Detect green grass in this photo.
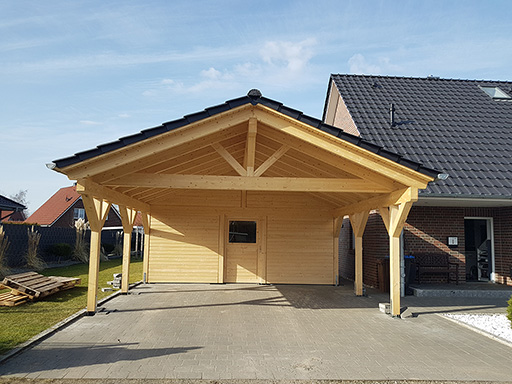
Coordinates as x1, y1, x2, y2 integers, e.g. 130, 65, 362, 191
0, 257, 143, 355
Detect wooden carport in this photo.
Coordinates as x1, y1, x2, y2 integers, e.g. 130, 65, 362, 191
50, 90, 438, 317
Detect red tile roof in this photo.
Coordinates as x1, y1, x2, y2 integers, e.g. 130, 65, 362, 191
25, 185, 80, 226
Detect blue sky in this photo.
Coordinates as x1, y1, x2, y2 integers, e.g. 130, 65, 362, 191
2, 0, 512, 214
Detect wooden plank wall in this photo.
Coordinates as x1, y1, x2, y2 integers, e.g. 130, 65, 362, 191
148, 190, 334, 284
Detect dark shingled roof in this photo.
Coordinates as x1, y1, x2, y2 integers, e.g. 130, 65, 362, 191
0, 194, 26, 211
53, 91, 439, 179
326, 75, 512, 199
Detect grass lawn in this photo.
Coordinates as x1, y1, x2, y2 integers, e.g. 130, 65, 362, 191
0, 257, 143, 355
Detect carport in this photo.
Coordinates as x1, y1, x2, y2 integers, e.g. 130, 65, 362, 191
49, 90, 438, 317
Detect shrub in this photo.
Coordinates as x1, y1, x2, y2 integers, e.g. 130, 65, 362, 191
73, 218, 89, 263
47, 243, 73, 258
507, 295, 512, 329
102, 243, 115, 254
25, 226, 45, 271
0, 225, 11, 278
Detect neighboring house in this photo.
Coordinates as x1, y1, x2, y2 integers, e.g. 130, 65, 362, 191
0, 194, 27, 222
25, 185, 122, 228
323, 74, 512, 287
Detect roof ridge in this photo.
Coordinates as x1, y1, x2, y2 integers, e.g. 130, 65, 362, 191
331, 74, 512, 84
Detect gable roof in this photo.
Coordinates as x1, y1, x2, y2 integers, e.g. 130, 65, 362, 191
25, 185, 80, 226
0, 194, 26, 212
325, 75, 512, 199
52, 90, 439, 179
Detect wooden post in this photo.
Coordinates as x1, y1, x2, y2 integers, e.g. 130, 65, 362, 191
119, 205, 138, 294
80, 192, 111, 314
87, 230, 102, 313
218, 214, 226, 283
381, 201, 413, 316
141, 212, 151, 283
349, 211, 369, 296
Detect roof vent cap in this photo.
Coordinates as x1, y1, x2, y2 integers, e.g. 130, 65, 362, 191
247, 89, 262, 99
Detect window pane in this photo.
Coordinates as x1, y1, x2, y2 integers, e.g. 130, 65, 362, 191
229, 221, 257, 243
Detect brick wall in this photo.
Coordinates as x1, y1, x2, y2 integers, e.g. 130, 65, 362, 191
339, 217, 354, 280
404, 206, 465, 283
338, 205, 512, 287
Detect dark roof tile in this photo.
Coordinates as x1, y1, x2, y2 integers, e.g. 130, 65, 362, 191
327, 74, 512, 199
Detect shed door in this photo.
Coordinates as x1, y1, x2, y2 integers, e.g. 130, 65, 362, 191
226, 220, 259, 283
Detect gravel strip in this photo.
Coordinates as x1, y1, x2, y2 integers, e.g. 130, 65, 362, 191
443, 313, 512, 343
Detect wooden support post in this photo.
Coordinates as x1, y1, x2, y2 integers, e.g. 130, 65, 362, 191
80, 191, 111, 314
381, 200, 413, 316
349, 211, 369, 296
141, 212, 151, 283
87, 230, 101, 314
119, 205, 138, 294
218, 214, 226, 283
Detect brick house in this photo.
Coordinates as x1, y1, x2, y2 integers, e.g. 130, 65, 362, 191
323, 75, 512, 287
26, 185, 122, 228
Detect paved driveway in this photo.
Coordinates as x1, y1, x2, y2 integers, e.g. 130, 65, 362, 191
0, 283, 511, 380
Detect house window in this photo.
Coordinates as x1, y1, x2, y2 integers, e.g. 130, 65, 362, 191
73, 208, 85, 220
480, 86, 511, 100
229, 221, 257, 243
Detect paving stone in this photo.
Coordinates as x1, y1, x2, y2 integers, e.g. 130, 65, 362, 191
0, 283, 511, 380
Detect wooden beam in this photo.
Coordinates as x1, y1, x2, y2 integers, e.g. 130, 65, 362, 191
118, 205, 138, 294
378, 207, 390, 233
254, 107, 434, 188
118, 205, 138, 233
244, 118, 257, 176
382, 201, 414, 317
77, 178, 150, 213
254, 144, 290, 177
211, 142, 246, 176
141, 212, 151, 283
333, 187, 417, 217
59, 106, 255, 179
107, 173, 391, 193
349, 211, 369, 296
218, 214, 226, 283
81, 194, 111, 314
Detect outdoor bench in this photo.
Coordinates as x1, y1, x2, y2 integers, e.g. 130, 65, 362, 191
413, 253, 459, 285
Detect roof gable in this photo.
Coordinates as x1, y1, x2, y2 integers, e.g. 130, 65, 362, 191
52, 90, 438, 180
326, 75, 512, 199
0, 194, 26, 212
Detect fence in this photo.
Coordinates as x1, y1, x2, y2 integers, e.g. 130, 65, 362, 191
0, 223, 128, 268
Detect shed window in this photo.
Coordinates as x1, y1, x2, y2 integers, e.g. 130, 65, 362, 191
480, 86, 511, 99
229, 221, 257, 243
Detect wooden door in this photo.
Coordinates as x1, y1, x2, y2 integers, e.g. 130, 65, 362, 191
225, 220, 259, 283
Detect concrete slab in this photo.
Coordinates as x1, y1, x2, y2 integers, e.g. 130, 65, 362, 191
0, 283, 511, 380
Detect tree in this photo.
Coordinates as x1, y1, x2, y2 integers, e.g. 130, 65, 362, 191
10, 189, 29, 207
9, 189, 29, 219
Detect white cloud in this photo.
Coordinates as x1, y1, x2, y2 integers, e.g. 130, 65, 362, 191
80, 120, 102, 126
261, 38, 316, 73
143, 39, 318, 97
348, 54, 382, 75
